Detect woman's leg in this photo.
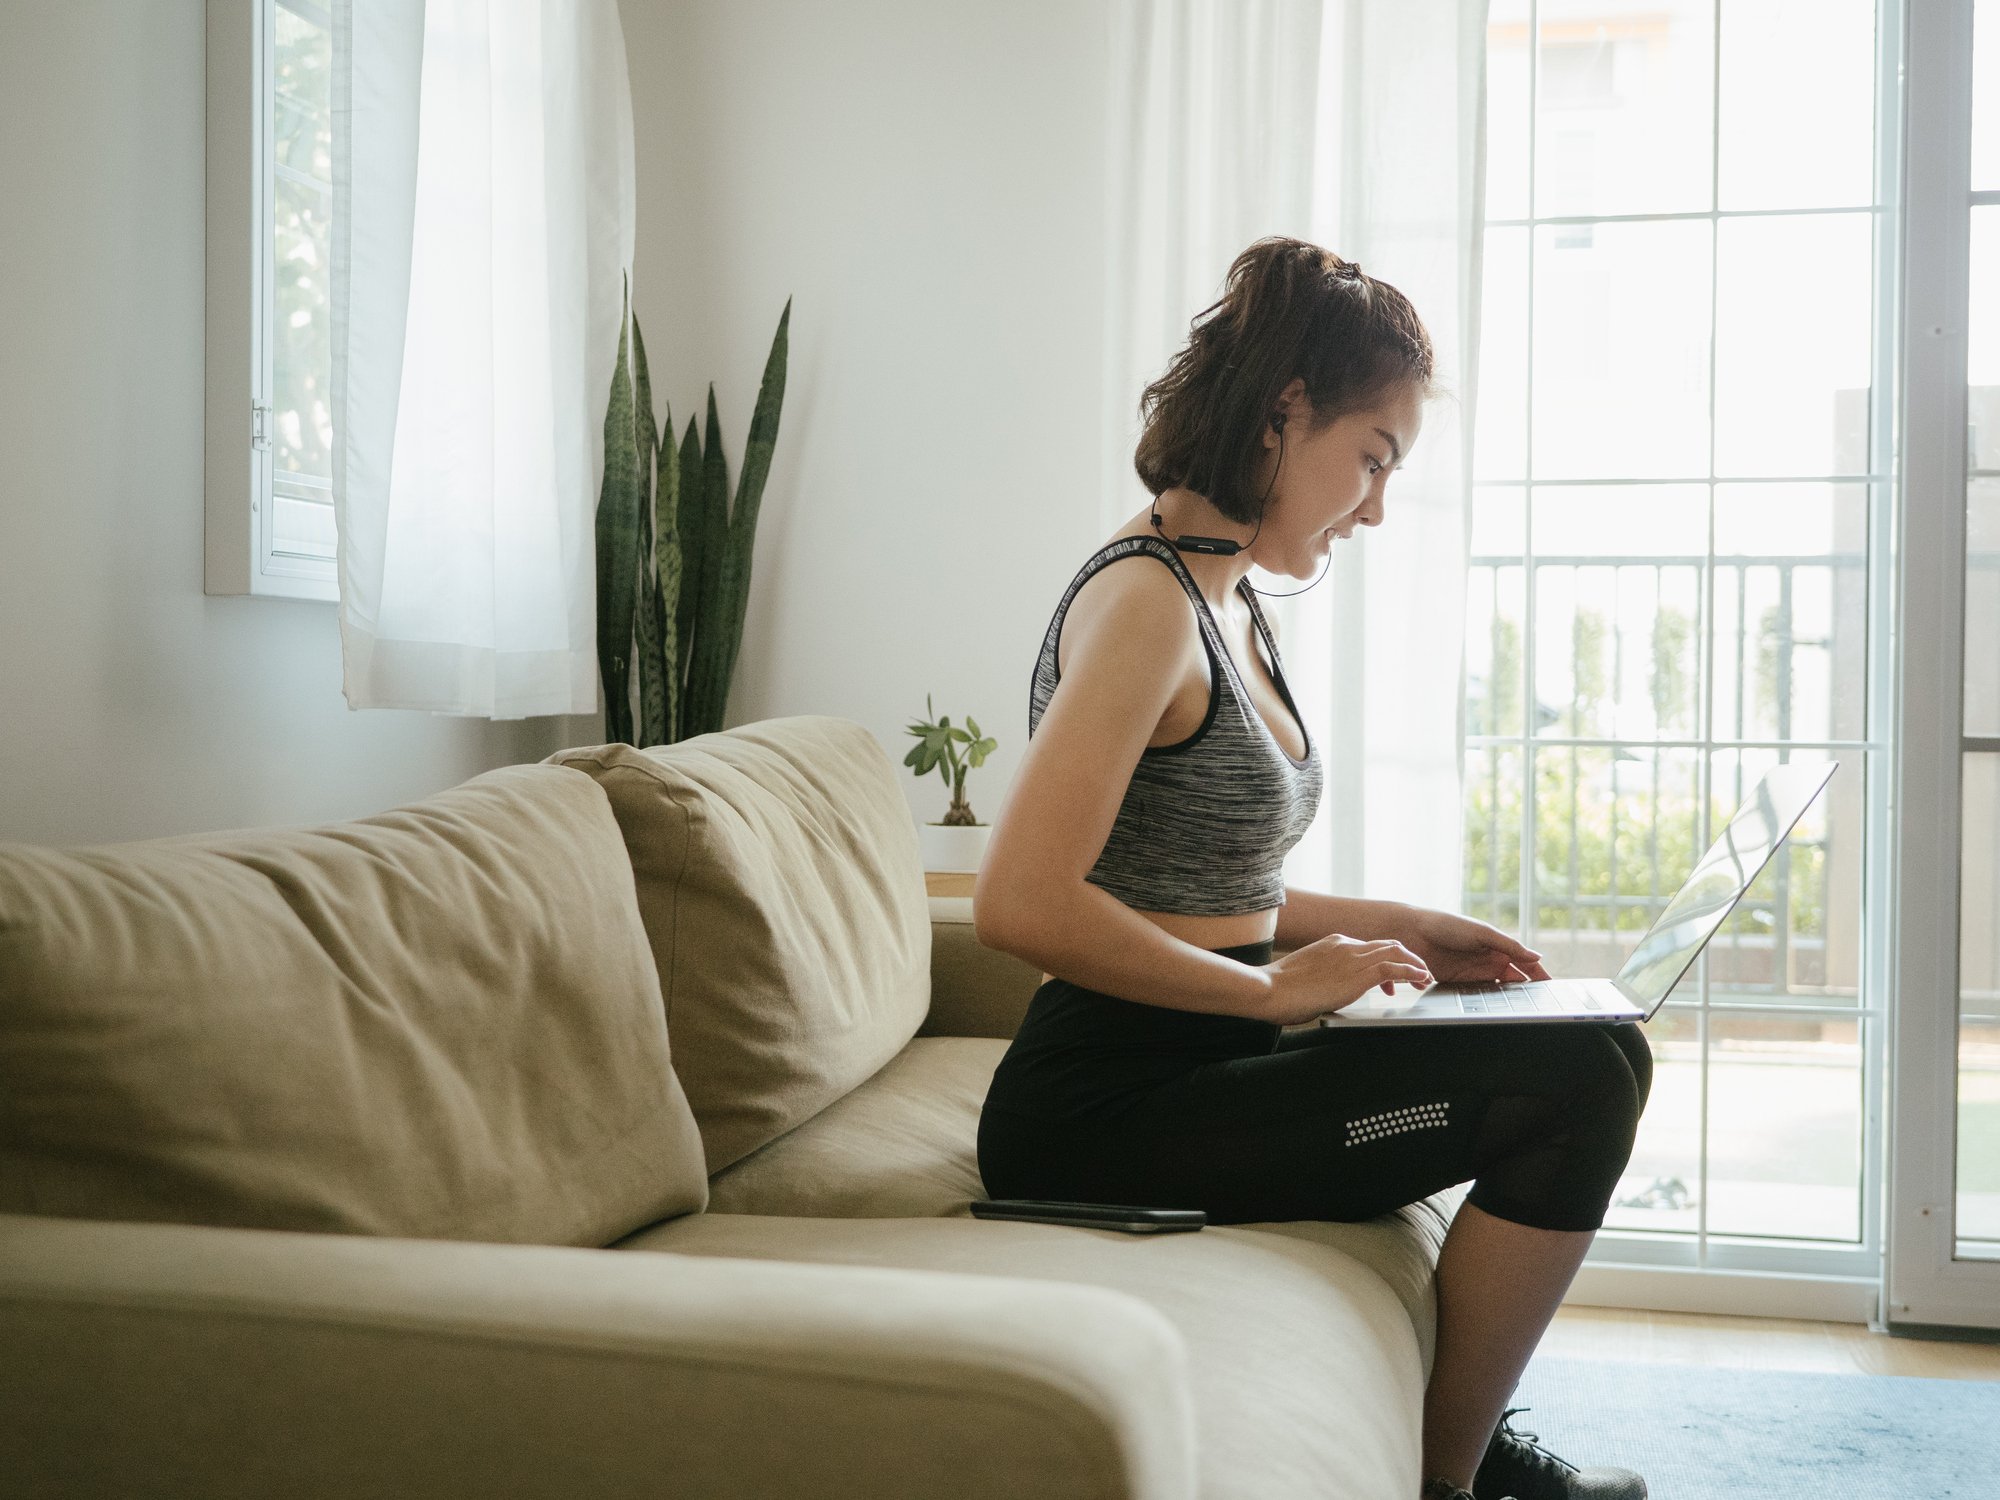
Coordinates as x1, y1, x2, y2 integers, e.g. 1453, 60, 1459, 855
1409, 1022, 1650, 1490
982, 1003, 1653, 1492
1142, 1019, 1651, 1491
984, 940, 1656, 1496
1109, 1017, 1649, 1226
1423, 1205, 1594, 1490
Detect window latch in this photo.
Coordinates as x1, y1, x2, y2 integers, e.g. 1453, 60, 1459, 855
251, 400, 271, 452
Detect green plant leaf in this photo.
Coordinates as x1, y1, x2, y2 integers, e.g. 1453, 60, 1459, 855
655, 397, 682, 743
634, 537, 664, 745
687, 387, 731, 736
631, 315, 659, 483
594, 277, 639, 745
631, 315, 667, 746
674, 413, 705, 729
712, 299, 789, 708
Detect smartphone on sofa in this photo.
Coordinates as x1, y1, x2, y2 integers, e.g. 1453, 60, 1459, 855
970, 1198, 1206, 1233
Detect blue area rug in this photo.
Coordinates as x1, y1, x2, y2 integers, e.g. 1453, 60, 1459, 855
1503, 1355, 1999, 1498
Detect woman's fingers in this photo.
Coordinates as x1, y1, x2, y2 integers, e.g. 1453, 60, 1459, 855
1376, 959, 1432, 995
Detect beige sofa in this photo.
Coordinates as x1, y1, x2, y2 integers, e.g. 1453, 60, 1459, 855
0, 714, 1465, 1500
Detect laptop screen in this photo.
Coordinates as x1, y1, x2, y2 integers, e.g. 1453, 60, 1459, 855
1613, 761, 1838, 1011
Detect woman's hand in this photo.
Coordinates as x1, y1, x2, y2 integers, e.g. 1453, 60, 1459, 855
1262, 933, 1434, 1027
1394, 906, 1549, 985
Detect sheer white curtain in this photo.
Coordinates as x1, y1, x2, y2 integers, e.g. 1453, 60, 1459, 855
330, 0, 634, 717
1105, 0, 1488, 912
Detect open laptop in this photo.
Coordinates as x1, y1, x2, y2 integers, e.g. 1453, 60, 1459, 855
1315, 759, 1838, 1028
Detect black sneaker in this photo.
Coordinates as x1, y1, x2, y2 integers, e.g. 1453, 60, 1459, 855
1425, 1480, 1514, 1500
1471, 1407, 1647, 1500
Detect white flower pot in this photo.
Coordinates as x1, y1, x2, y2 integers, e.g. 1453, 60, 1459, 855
919, 820, 993, 874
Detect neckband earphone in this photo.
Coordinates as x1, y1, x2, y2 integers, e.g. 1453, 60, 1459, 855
1147, 411, 1336, 597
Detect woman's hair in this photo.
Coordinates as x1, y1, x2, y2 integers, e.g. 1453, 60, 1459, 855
1133, 236, 1434, 524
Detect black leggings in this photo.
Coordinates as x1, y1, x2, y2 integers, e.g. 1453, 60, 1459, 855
976, 939, 1653, 1233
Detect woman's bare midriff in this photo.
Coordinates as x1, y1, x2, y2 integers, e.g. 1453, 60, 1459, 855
1038, 907, 1280, 987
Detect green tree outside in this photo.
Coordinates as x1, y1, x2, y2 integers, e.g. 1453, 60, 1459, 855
1463, 594, 1828, 952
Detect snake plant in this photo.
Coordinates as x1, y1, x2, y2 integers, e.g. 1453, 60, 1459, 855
595, 274, 790, 746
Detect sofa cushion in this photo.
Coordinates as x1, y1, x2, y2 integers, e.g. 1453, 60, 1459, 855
706, 1036, 997, 1217
546, 717, 931, 1174
614, 1211, 1432, 1500
0, 764, 708, 1245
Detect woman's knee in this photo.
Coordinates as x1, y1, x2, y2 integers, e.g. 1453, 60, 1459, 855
1571, 1024, 1645, 1138
1601, 1021, 1654, 1114
1506, 1025, 1645, 1176
1468, 1067, 1638, 1231
1505, 1021, 1644, 1119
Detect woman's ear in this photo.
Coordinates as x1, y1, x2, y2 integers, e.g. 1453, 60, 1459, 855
1265, 377, 1308, 448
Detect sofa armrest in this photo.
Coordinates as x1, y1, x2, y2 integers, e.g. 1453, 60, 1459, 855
920, 917, 1046, 1039
0, 1213, 1196, 1500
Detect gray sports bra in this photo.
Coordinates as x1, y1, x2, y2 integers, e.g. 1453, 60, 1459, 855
1027, 534, 1325, 916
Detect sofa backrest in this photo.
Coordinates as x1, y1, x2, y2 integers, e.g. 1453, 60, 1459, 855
0, 763, 709, 1246
548, 716, 931, 1175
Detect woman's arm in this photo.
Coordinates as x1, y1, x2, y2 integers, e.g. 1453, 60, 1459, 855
1272, 887, 1412, 952
1277, 885, 1549, 983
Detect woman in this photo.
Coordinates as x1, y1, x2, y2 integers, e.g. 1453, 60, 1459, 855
971, 237, 1653, 1500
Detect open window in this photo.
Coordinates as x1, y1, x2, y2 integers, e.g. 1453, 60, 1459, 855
204, 0, 337, 601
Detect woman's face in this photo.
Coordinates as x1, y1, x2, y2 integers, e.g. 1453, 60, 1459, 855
1252, 378, 1425, 579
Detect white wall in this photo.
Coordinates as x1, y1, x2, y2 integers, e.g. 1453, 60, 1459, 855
0, 1, 572, 845
617, 0, 1112, 831
0, 0, 1111, 846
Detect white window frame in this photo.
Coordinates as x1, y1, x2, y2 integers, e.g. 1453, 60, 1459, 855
204, 0, 338, 602
1884, 0, 2000, 1332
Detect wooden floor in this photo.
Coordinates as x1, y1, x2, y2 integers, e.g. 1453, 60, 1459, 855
1545, 1305, 2000, 1381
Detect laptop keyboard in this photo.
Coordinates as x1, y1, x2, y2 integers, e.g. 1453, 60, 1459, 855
1452, 981, 1608, 1015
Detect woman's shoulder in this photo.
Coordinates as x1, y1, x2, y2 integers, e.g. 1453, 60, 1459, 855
1063, 530, 1195, 615
1052, 537, 1202, 678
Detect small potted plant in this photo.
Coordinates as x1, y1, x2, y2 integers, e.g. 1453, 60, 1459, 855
904, 693, 998, 872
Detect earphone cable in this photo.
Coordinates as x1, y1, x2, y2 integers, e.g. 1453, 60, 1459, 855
1247, 419, 1336, 595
